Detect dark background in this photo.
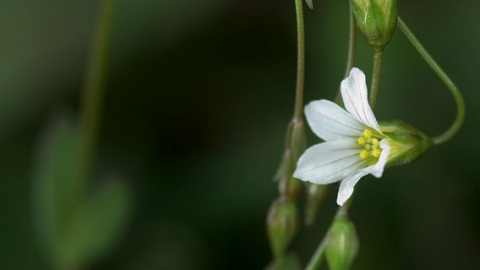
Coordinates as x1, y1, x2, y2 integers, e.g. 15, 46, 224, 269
1, 0, 480, 269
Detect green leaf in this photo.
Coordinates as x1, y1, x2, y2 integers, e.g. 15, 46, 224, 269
33, 115, 82, 262
60, 178, 130, 267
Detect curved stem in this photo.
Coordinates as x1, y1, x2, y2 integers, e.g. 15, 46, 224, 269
293, 0, 306, 121
335, 1, 357, 105
397, 17, 465, 145
369, 49, 383, 111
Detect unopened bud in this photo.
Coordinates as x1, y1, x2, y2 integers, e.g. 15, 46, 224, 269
286, 176, 302, 203
266, 198, 299, 259
304, 0, 313, 9
379, 120, 433, 167
290, 120, 307, 162
352, 0, 397, 50
326, 218, 359, 270
274, 150, 293, 184
304, 183, 328, 226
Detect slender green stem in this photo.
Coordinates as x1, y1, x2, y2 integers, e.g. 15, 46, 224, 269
77, 0, 115, 198
369, 49, 383, 111
305, 235, 327, 270
305, 205, 348, 270
335, 1, 357, 105
398, 17, 465, 145
293, 0, 306, 122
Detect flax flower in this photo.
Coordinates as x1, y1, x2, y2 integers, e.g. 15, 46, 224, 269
293, 68, 391, 206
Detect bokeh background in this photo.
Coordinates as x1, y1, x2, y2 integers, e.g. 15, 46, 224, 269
1, 0, 480, 269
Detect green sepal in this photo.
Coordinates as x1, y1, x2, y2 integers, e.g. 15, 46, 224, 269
379, 120, 433, 167
352, 0, 397, 50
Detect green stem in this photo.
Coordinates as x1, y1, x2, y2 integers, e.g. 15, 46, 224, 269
397, 17, 465, 145
293, 0, 306, 122
335, 1, 357, 105
369, 49, 383, 111
305, 205, 348, 270
77, 0, 115, 199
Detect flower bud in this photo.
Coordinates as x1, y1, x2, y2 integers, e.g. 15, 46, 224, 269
266, 198, 299, 259
290, 120, 307, 163
379, 120, 433, 167
304, 183, 328, 226
274, 149, 293, 184
326, 218, 359, 270
352, 0, 397, 50
286, 176, 303, 203
304, 0, 313, 9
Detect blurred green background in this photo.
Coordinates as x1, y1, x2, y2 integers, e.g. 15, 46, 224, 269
1, 0, 480, 269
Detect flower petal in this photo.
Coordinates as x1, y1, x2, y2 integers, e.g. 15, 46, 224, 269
365, 139, 390, 178
335, 139, 391, 206
293, 140, 366, 185
304, 100, 366, 141
336, 170, 368, 206
341, 68, 380, 131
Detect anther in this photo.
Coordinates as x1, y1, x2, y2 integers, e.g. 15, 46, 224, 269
372, 148, 381, 158
357, 137, 366, 145
360, 150, 369, 159
363, 130, 372, 137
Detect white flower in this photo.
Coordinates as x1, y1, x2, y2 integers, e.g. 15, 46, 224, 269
293, 68, 391, 206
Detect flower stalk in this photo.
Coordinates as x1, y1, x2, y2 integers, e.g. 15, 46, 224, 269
369, 49, 384, 111
335, 2, 357, 105
293, 0, 306, 122
397, 17, 465, 145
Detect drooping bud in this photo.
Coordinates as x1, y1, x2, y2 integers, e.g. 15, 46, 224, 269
266, 198, 299, 259
326, 217, 359, 270
304, 0, 313, 10
304, 183, 328, 226
352, 0, 398, 50
290, 119, 307, 163
379, 120, 433, 167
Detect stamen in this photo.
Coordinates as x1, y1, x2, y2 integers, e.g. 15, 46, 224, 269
357, 137, 366, 145
357, 129, 383, 160
360, 150, 369, 159
372, 148, 381, 158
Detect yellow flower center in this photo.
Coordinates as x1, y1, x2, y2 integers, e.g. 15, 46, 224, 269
357, 129, 382, 159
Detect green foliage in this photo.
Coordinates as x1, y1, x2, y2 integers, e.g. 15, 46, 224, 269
33, 117, 130, 269
59, 179, 130, 267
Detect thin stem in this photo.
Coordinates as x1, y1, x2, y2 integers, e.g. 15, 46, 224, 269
293, 0, 306, 121
369, 49, 383, 111
77, 0, 115, 199
335, 1, 357, 105
305, 205, 348, 270
398, 17, 465, 145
